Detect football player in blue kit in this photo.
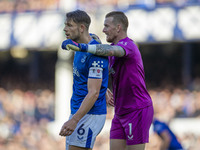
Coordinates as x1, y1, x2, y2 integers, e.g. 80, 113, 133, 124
153, 118, 184, 150
59, 10, 109, 150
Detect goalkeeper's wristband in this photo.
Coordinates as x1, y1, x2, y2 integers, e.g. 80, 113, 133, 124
88, 45, 97, 54
79, 44, 97, 54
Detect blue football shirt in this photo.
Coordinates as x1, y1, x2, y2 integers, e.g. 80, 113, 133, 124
70, 39, 109, 115
153, 119, 183, 150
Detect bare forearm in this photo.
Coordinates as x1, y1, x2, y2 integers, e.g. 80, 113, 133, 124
160, 131, 171, 150
93, 44, 125, 57
72, 92, 98, 122
160, 142, 170, 150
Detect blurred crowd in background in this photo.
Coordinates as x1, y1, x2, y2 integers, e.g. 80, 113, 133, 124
0, 87, 59, 150
150, 88, 200, 119
0, 0, 200, 13
0, 0, 59, 13
0, 85, 200, 150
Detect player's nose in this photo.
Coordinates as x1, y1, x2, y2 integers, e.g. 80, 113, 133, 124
63, 26, 68, 32
102, 27, 106, 33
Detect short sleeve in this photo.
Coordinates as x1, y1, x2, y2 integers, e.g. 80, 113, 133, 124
116, 40, 137, 57
154, 123, 166, 135
87, 55, 108, 79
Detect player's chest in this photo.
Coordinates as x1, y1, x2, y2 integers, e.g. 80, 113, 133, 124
73, 53, 88, 71
109, 56, 124, 70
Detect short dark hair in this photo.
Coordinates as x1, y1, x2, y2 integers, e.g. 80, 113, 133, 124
66, 10, 91, 31
105, 11, 128, 32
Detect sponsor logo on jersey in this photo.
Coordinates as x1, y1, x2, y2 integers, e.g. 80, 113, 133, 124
73, 67, 80, 77
81, 55, 87, 63
118, 41, 128, 46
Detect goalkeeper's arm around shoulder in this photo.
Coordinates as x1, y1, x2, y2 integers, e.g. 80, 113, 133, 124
61, 34, 125, 57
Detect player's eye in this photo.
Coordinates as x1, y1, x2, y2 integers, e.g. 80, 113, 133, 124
66, 23, 72, 27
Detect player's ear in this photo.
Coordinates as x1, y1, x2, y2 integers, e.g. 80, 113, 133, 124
116, 24, 121, 33
80, 24, 85, 33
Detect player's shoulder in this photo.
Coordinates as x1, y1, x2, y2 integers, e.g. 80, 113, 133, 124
89, 53, 108, 61
90, 38, 100, 45
86, 54, 109, 69
117, 37, 137, 52
118, 37, 134, 44
117, 37, 138, 57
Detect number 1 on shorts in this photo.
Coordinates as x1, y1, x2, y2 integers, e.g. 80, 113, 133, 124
128, 123, 132, 135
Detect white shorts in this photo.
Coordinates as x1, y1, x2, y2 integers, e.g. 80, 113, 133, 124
66, 114, 106, 150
